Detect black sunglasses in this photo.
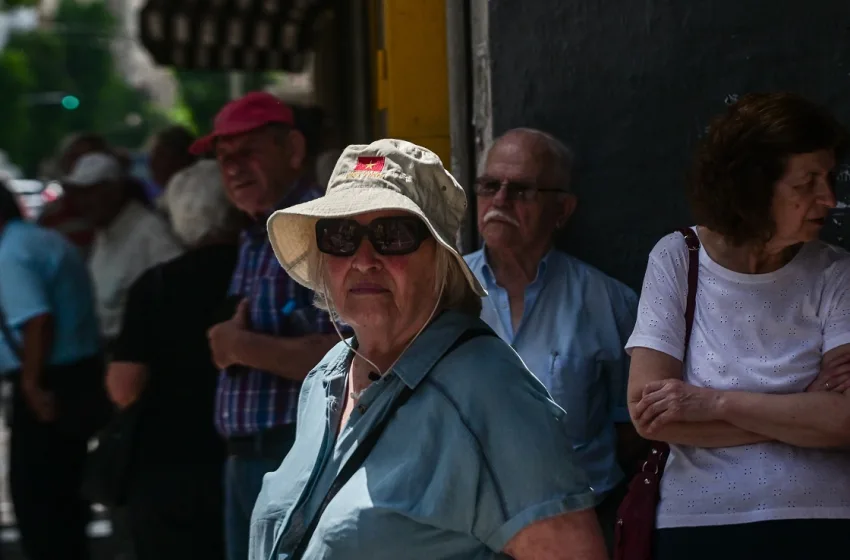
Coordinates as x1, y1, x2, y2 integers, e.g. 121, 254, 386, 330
315, 216, 431, 257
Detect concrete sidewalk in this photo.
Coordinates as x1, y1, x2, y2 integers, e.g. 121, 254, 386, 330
1, 520, 125, 559
0, 382, 129, 560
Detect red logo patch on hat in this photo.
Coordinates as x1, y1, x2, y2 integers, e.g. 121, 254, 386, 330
354, 156, 385, 172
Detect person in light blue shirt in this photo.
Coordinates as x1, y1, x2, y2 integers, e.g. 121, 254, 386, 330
0, 180, 105, 560
252, 139, 608, 559
0, 191, 101, 381
464, 129, 641, 550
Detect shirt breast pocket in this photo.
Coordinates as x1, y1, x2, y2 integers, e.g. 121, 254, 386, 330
548, 351, 595, 440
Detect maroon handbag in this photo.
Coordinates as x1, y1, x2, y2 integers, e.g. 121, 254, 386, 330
613, 227, 700, 560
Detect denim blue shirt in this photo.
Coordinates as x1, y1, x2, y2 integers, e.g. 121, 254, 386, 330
464, 249, 638, 496
250, 310, 595, 560
0, 220, 100, 374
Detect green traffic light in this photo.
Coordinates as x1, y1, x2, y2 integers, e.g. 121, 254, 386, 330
61, 95, 80, 110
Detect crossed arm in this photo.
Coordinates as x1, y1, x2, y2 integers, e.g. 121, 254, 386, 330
628, 344, 850, 449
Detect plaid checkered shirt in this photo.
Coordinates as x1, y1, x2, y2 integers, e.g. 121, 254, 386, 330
215, 183, 338, 437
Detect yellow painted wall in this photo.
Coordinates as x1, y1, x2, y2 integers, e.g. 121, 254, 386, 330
371, 0, 452, 165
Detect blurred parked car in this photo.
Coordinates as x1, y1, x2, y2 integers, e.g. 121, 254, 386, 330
5, 179, 62, 222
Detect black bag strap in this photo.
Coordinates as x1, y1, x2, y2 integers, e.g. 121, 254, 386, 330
0, 227, 22, 361
291, 326, 496, 559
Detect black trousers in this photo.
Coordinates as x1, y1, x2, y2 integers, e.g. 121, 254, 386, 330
9, 378, 92, 560
654, 519, 850, 560
126, 464, 225, 560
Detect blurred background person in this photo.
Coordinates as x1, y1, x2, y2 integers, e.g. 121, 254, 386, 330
0, 180, 106, 560
147, 125, 198, 205
38, 132, 111, 256
106, 160, 239, 560
62, 152, 183, 347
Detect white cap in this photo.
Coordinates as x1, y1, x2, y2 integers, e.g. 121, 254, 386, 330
63, 152, 122, 187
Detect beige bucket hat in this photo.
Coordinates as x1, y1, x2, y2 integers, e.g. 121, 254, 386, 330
267, 138, 486, 297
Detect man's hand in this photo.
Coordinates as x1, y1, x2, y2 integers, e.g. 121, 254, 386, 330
808, 353, 850, 394
207, 299, 250, 370
21, 379, 55, 423
634, 379, 721, 437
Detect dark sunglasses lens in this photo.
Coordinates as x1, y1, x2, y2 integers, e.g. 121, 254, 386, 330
474, 179, 500, 196
474, 179, 533, 200
370, 217, 425, 255
316, 219, 361, 256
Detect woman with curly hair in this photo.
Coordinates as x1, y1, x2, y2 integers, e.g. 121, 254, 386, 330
627, 93, 850, 559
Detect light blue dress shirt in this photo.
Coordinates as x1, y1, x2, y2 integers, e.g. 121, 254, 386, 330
465, 249, 638, 496
250, 310, 596, 560
0, 220, 101, 374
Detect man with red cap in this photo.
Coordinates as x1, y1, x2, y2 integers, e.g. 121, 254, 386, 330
199, 92, 343, 560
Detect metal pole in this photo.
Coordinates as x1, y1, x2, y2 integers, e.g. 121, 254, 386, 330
446, 0, 476, 253
469, 0, 492, 160
347, 0, 370, 143
23, 92, 67, 106
229, 72, 244, 99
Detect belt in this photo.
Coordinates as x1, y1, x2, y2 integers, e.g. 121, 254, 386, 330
226, 424, 296, 460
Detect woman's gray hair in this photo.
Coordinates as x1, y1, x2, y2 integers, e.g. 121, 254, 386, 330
163, 160, 239, 247
307, 238, 481, 318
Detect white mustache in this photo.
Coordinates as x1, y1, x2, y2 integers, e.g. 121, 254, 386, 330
484, 209, 520, 227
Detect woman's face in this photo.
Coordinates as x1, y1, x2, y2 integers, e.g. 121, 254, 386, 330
769, 149, 837, 247
322, 210, 440, 339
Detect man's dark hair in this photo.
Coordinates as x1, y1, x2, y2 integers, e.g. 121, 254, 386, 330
151, 125, 197, 163
0, 181, 23, 222
59, 132, 109, 174
290, 105, 326, 160
688, 92, 847, 245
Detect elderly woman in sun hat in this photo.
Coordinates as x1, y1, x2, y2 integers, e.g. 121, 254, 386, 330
249, 139, 607, 560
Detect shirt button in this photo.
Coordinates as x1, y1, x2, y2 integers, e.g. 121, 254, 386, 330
223, 412, 229, 418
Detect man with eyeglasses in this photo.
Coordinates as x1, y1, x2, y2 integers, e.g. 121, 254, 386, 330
464, 128, 642, 554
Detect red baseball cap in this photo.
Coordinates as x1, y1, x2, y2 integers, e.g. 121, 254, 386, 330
189, 91, 295, 155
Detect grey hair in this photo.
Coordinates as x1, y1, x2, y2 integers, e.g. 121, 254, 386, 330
163, 160, 239, 247
307, 241, 481, 318
480, 128, 575, 192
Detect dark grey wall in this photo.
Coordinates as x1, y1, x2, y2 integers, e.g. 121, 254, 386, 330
488, 0, 850, 290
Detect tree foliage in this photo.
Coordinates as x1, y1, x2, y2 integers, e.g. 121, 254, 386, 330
174, 71, 274, 135
0, 50, 34, 167
3, 0, 40, 7
0, 0, 169, 176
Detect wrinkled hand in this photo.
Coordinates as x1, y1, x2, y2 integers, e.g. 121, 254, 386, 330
22, 380, 55, 423
634, 379, 720, 436
807, 353, 850, 394
207, 299, 250, 370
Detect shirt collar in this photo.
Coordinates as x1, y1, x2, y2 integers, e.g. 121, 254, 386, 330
480, 247, 553, 289
318, 311, 486, 391
391, 310, 482, 390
